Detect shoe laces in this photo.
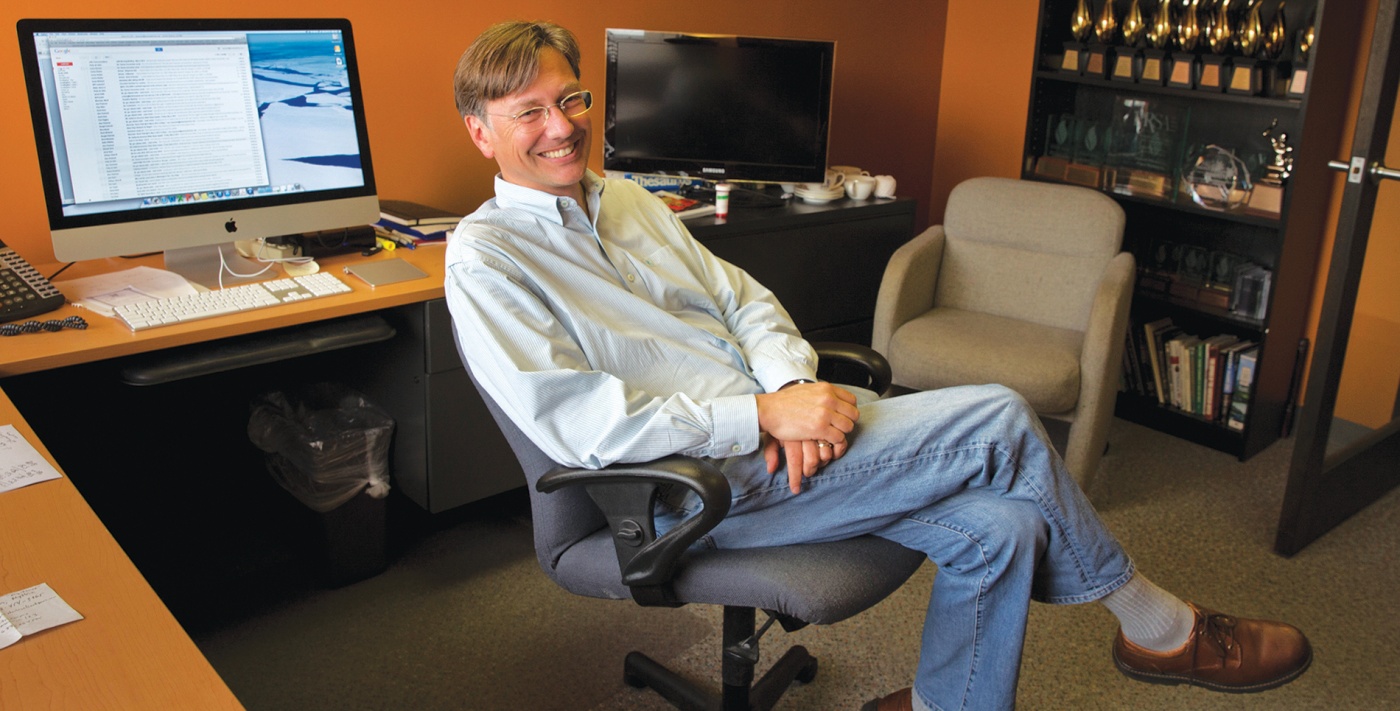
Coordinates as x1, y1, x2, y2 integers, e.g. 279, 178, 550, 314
1200, 612, 1239, 660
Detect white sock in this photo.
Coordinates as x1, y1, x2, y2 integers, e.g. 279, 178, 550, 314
1100, 574, 1196, 652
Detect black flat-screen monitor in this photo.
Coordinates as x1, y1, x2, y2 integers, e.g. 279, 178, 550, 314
603, 29, 835, 185
17, 18, 378, 285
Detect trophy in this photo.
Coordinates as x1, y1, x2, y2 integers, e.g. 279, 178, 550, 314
1141, 0, 1174, 85
1288, 10, 1315, 98
1113, 0, 1149, 81
1086, 0, 1119, 79
1246, 119, 1292, 216
1227, 1, 1266, 95
1062, 0, 1095, 73
1103, 96, 1188, 199
1169, 0, 1203, 88
1260, 3, 1289, 96
1198, 0, 1233, 92
1184, 144, 1252, 211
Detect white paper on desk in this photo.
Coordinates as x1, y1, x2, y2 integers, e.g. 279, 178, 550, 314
55, 266, 199, 318
0, 424, 62, 493
0, 583, 84, 650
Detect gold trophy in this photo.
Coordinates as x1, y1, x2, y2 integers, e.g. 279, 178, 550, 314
1198, 0, 1233, 91
1227, 0, 1266, 94
1288, 10, 1314, 98
1114, 0, 1149, 81
1169, 0, 1203, 88
1062, 0, 1096, 73
1086, 0, 1119, 78
1260, 2, 1288, 96
1141, 0, 1174, 85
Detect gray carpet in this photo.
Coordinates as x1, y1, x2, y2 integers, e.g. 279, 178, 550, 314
192, 418, 1400, 710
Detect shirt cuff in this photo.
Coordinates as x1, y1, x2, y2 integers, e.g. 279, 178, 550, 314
711, 393, 760, 458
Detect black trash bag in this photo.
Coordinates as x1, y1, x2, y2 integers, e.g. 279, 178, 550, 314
248, 383, 393, 513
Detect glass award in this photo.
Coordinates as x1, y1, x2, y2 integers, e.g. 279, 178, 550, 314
1104, 95, 1189, 200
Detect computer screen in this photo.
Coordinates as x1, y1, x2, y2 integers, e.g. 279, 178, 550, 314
17, 18, 378, 284
603, 29, 835, 185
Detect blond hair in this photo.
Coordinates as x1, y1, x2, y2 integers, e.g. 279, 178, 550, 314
453, 21, 581, 120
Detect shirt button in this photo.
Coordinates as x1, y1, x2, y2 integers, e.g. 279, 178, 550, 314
627, 274, 636, 282
731, 444, 742, 453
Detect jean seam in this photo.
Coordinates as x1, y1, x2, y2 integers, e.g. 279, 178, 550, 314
902, 515, 989, 711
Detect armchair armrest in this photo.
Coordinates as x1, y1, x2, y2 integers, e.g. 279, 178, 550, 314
537, 456, 730, 605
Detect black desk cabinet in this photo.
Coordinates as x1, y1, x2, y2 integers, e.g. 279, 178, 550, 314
382, 197, 919, 512
689, 197, 918, 345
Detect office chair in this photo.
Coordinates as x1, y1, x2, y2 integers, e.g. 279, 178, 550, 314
463, 342, 925, 711
872, 176, 1134, 492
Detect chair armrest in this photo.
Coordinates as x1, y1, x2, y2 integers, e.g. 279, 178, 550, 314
812, 341, 893, 395
872, 226, 946, 354
537, 456, 730, 601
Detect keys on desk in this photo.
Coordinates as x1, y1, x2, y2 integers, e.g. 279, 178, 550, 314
113, 272, 353, 331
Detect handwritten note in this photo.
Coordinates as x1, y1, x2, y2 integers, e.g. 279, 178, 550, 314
0, 425, 62, 494
0, 583, 84, 650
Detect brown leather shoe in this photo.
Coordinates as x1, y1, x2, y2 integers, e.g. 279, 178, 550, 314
1113, 602, 1312, 693
861, 686, 913, 711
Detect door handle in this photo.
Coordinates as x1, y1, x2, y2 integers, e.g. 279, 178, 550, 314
1328, 157, 1400, 183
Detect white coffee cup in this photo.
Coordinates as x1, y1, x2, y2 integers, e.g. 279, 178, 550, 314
873, 174, 897, 198
845, 175, 877, 200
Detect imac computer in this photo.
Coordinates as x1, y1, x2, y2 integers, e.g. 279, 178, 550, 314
603, 29, 835, 186
16, 18, 379, 287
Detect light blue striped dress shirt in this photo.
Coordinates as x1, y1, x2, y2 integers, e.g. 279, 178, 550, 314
445, 171, 818, 470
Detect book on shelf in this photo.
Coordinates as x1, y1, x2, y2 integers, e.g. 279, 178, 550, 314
1226, 347, 1260, 431
378, 199, 464, 227
1141, 317, 1176, 404
1218, 340, 1257, 424
654, 190, 717, 218
1200, 334, 1240, 420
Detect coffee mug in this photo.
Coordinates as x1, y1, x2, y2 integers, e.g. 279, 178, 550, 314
845, 175, 877, 200
873, 174, 897, 198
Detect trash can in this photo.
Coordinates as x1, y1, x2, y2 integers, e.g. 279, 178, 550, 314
248, 383, 394, 586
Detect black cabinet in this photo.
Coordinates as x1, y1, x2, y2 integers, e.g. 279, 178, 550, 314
1022, 0, 1363, 460
688, 197, 918, 345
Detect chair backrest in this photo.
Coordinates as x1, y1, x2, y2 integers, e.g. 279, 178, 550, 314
461, 356, 608, 583
937, 176, 1125, 332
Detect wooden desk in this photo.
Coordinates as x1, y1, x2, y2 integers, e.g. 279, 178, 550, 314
0, 386, 243, 709
0, 245, 448, 378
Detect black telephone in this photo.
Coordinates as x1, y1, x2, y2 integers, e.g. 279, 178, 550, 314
1, 239, 66, 324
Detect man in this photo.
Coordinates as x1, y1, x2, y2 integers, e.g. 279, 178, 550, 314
445, 21, 1312, 711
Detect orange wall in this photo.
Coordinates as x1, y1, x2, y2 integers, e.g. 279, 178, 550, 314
1, 0, 946, 263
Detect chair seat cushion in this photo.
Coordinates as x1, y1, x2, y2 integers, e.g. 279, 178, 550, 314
551, 532, 925, 626
888, 307, 1082, 414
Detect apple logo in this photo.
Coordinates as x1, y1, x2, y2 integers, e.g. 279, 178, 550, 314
224, 219, 238, 233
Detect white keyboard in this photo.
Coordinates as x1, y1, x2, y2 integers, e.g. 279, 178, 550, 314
114, 272, 353, 331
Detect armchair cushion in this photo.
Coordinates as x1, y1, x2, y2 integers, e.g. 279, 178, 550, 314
886, 308, 1084, 416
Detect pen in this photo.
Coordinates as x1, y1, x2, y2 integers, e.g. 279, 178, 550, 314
375, 236, 398, 251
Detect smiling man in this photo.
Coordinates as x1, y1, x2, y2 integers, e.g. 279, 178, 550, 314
445, 21, 1313, 711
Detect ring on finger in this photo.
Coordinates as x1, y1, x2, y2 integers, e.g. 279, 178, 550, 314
816, 440, 834, 449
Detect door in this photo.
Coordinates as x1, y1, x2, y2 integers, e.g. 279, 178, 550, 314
1276, 0, 1400, 556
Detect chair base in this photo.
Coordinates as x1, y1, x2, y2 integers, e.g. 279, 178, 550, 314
622, 606, 819, 711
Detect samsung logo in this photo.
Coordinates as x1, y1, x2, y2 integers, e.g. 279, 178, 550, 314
702, 167, 725, 174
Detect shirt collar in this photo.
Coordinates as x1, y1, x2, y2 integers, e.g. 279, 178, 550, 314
492, 170, 606, 226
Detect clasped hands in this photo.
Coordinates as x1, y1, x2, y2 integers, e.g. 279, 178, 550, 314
755, 381, 860, 494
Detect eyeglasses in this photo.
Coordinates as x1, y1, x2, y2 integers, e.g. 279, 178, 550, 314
491, 90, 593, 130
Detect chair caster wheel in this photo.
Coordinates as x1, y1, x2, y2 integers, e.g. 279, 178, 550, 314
796, 656, 818, 684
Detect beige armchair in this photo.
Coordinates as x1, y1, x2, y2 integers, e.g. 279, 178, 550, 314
872, 177, 1134, 491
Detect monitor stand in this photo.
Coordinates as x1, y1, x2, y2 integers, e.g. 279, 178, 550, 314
164, 243, 269, 290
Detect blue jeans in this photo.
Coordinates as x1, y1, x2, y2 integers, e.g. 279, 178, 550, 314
659, 384, 1134, 711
